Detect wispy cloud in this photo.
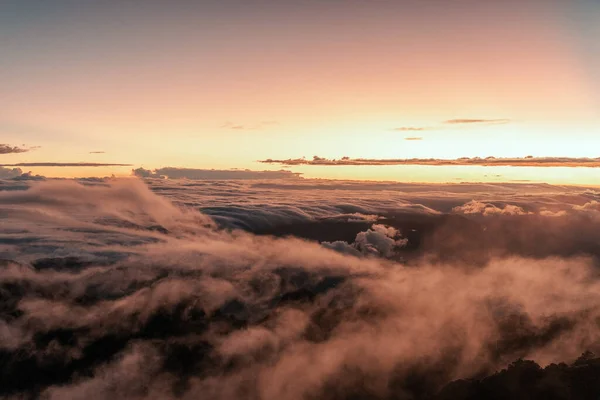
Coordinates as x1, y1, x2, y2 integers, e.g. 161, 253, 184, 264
0, 166, 24, 178
221, 121, 279, 130
89, 151, 106, 154
0, 144, 33, 154
404, 137, 423, 141
393, 127, 432, 132
259, 155, 600, 168
444, 118, 511, 125
392, 118, 511, 133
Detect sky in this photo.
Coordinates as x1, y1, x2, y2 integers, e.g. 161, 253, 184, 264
1, 0, 600, 183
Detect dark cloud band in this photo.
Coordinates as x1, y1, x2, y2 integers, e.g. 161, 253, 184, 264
259, 156, 600, 167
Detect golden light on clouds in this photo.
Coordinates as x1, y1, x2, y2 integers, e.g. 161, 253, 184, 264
1, 0, 599, 183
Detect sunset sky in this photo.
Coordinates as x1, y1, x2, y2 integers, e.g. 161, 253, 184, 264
2, 0, 599, 183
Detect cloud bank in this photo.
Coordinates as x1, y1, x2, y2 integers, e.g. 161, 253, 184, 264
259, 155, 600, 167
444, 118, 511, 125
1, 178, 600, 399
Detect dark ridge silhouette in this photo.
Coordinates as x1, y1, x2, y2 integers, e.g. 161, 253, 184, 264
434, 355, 600, 400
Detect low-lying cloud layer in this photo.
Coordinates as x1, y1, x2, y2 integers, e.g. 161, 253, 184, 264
444, 118, 511, 125
1, 178, 600, 399
259, 155, 600, 168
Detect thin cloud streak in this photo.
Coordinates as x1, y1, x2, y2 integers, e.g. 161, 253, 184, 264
444, 118, 511, 125
133, 167, 302, 180
392, 118, 511, 132
259, 156, 600, 168
393, 127, 431, 132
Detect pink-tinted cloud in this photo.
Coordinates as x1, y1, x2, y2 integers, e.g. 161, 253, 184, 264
444, 118, 511, 125
1, 179, 600, 400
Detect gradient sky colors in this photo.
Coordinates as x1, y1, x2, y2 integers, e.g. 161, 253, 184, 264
1, 0, 599, 182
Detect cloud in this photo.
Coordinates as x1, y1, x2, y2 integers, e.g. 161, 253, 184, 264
444, 118, 511, 125
221, 121, 279, 130
0, 162, 132, 167
2, 179, 600, 399
393, 127, 431, 132
0, 144, 32, 154
132, 167, 302, 180
0, 166, 45, 181
0, 166, 24, 179
11, 171, 46, 181
89, 151, 106, 154
323, 223, 408, 257
435, 357, 600, 399
404, 136, 423, 141
573, 200, 600, 212
452, 200, 529, 216
259, 155, 600, 168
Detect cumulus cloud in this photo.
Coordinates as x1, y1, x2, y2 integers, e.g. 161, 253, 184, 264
259, 155, 600, 167
573, 200, 600, 212
452, 200, 529, 216
11, 171, 45, 181
323, 224, 408, 258
1, 179, 600, 399
0, 166, 24, 179
393, 127, 431, 132
133, 167, 302, 180
0, 166, 45, 181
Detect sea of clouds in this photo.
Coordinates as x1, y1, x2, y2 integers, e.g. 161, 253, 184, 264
1, 177, 600, 399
